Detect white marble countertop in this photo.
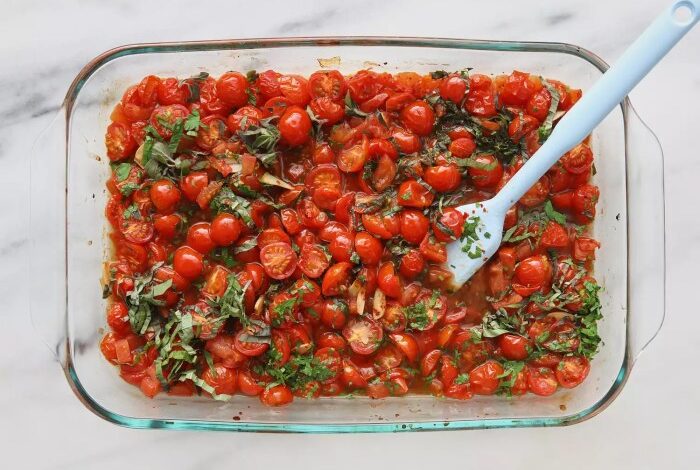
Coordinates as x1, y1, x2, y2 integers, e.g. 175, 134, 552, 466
1, 0, 699, 468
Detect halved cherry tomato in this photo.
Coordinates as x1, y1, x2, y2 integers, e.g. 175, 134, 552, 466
120, 215, 154, 245
197, 181, 224, 209
270, 330, 292, 366
321, 298, 348, 329
233, 234, 260, 263
297, 198, 329, 229
555, 355, 590, 388
420, 349, 441, 377
527, 365, 559, 396
378, 262, 402, 299
149, 104, 189, 139
312, 143, 336, 165
153, 265, 189, 294
337, 135, 369, 173
205, 333, 246, 368
260, 242, 297, 280
366, 380, 390, 399
105, 122, 136, 161
120, 85, 155, 122
373, 344, 403, 372
508, 114, 539, 142
342, 316, 386, 357
298, 244, 330, 279
519, 176, 551, 207
369, 293, 399, 326
322, 262, 353, 297
116, 241, 148, 272
309, 70, 347, 100
341, 359, 368, 389
196, 115, 229, 150
226, 105, 263, 132
371, 155, 398, 192
234, 324, 270, 357
526, 87, 552, 121
106, 301, 131, 335
388, 332, 419, 363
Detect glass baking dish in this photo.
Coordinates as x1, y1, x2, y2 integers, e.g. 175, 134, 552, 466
29, 37, 665, 432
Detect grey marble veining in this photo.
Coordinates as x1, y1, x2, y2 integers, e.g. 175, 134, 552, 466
1, 0, 699, 469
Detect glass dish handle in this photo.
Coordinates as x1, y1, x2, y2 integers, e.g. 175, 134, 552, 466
626, 104, 666, 363
29, 109, 68, 365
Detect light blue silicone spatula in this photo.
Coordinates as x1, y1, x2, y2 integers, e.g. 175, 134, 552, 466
446, 0, 699, 288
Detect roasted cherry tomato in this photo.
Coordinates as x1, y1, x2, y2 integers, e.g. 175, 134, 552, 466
260, 242, 298, 280
279, 105, 312, 147
555, 355, 590, 388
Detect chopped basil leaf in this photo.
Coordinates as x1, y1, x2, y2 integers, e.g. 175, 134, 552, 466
544, 200, 567, 224
538, 80, 561, 142
210, 186, 254, 227
114, 163, 131, 182
344, 92, 368, 118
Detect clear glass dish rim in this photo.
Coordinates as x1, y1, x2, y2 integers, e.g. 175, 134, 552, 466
61, 36, 641, 433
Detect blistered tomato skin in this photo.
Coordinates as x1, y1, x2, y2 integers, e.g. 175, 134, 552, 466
102, 68, 599, 405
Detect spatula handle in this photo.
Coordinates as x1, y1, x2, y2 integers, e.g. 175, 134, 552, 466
492, 0, 699, 212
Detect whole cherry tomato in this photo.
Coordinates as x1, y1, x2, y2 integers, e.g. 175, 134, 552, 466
400, 101, 435, 136
439, 75, 467, 103
279, 106, 312, 147
216, 72, 249, 107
